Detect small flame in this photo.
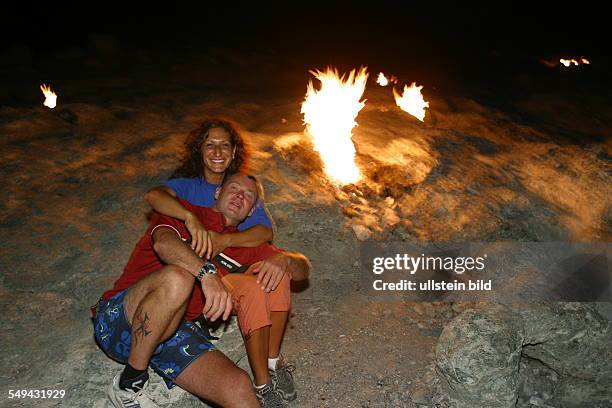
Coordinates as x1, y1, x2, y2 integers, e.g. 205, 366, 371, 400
301, 67, 368, 185
40, 84, 57, 108
377, 72, 389, 86
560, 57, 590, 67
560, 59, 577, 67
393, 82, 429, 122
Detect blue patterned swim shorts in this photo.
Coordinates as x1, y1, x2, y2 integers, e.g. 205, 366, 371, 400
92, 289, 216, 388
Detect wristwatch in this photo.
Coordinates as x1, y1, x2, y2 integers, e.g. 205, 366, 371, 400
197, 262, 217, 282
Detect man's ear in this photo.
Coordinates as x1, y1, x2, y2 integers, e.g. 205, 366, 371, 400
214, 187, 221, 200
232, 147, 236, 160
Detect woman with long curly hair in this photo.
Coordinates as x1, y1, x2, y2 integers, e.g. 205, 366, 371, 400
144, 118, 273, 259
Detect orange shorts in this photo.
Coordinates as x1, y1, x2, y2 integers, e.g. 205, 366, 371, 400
221, 270, 291, 335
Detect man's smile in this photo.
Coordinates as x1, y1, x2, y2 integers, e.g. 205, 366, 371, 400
228, 198, 243, 212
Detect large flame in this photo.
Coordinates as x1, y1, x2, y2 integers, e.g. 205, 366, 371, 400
40, 84, 57, 108
301, 67, 368, 185
377, 72, 389, 86
393, 82, 429, 122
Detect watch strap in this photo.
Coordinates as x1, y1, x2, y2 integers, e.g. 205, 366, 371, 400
197, 262, 217, 281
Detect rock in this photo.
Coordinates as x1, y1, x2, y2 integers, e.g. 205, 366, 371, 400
410, 387, 431, 405
519, 303, 612, 408
516, 357, 558, 408
435, 305, 523, 408
433, 207, 448, 218
351, 224, 372, 241
595, 302, 612, 321
412, 303, 424, 315
435, 303, 612, 408
451, 303, 465, 314
381, 206, 400, 228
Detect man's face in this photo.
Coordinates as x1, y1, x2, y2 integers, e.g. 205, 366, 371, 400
201, 127, 236, 175
215, 174, 258, 225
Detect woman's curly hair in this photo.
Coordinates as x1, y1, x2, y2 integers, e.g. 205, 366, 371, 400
171, 118, 247, 181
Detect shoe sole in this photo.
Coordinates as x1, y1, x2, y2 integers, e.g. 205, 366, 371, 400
107, 385, 126, 408
107, 381, 136, 408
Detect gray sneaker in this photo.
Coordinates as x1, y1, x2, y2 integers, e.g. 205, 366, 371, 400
269, 359, 296, 401
107, 372, 159, 408
255, 383, 286, 408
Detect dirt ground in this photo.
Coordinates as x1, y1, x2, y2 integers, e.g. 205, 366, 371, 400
1, 44, 610, 407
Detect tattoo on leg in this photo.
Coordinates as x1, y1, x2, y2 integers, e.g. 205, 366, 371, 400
133, 311, 152, 345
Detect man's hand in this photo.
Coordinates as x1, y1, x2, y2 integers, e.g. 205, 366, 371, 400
185, 212, 211, 258
251, 253, 292, 292
200, 274, 232, 322
208, 231, 231, 259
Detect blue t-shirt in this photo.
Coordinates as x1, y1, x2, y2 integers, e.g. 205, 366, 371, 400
165, 177, 273, 231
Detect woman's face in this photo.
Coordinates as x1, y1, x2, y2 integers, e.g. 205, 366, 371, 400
201, 127, 236, 176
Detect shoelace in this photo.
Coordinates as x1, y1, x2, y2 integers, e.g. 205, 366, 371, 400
272, 362, 295, 382
129, 382, 157, 407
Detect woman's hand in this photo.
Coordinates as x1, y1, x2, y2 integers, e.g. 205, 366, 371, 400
250, 253, 292, 292
185, 212, 211, 258
208, 231, 231, 259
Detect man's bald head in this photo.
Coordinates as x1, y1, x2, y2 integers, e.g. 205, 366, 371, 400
213, 173, 260, 226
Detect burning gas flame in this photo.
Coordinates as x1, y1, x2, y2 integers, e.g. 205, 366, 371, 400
377, 72, 389, 86
301, 67, 368, 185
560, 59, 577, 67
560, 57, 590, 67
393, 82, 429, 122
40, 84, 57, 108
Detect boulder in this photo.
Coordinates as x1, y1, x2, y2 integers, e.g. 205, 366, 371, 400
435, 303, 612, 408
520, 303, 612, 408
435, 305, 523, 408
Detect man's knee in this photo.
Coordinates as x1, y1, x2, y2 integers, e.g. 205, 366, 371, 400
227, 369, 256, 403
175, 353, 257, 407
158, 265, 194, 301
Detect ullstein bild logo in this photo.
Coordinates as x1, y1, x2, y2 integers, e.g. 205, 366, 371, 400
372, 279, 492, 291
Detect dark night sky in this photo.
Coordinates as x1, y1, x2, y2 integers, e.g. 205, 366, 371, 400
4, 2, 608, 57
1, 1, 609, 105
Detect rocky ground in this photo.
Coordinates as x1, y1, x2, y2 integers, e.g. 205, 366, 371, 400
1, 42, 610, 407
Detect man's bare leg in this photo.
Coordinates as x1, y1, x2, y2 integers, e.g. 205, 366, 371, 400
244, 326, 271, 386
174, 350, 259, 408
267, 310, 296, 402
268, 311, 289, 360
243, 312, 289, 386
123, 265, 194, 370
